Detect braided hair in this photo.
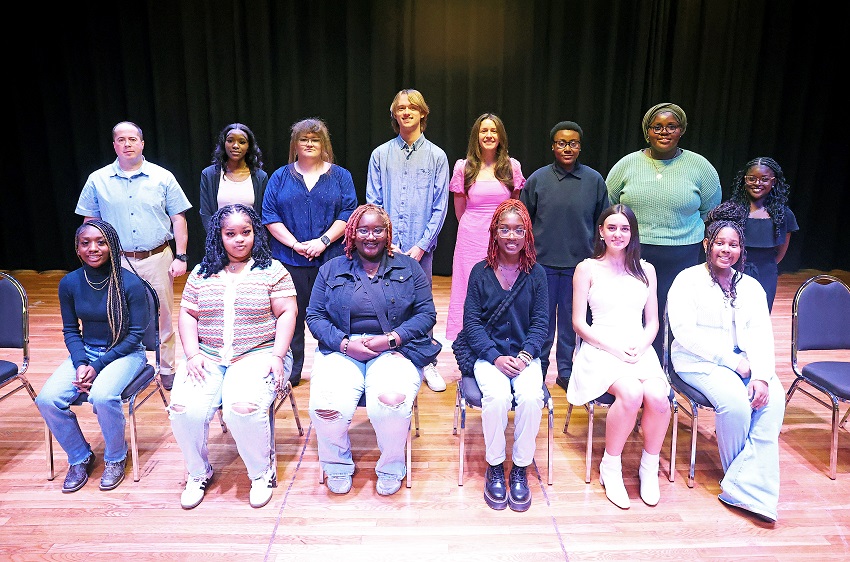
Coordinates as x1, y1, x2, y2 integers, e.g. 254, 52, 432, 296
591, 204, 649, 285
343, 204, 394, 259
704, 201, 748, 306
730, 156, 790, 239
211, 123, 263, 172
76, 219, 130, 349
485, 199, 537, 274
199, 204, 272, 278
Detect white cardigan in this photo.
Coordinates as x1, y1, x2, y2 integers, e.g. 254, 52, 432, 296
668, 264, 776, 382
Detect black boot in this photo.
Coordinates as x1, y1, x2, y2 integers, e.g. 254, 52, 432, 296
508, 464, 531, 512
484, 463, 508, 510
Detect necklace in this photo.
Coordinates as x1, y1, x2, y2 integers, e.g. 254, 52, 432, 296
645, 148, 680, 179
227, 258, 251, 272
362, 262, 380, 276
497, 263, 520, 289
84, 270, 109, 291
498, 264, 520, 274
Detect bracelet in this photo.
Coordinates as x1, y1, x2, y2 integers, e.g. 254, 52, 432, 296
272, 353, 284, 361
342, 339, 350, 356
187, 352, 201, 361
517, 351, 532, 366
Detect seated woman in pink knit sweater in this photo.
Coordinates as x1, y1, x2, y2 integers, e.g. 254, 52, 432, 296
169, 204, 297, 510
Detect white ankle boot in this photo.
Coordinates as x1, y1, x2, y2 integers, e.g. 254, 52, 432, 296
599, 451, 630, 509
639, 450, 661, 506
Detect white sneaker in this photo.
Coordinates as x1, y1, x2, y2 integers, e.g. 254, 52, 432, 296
249, 465, 277, 508
422, 363, 446, 392
181, 466, 214, 509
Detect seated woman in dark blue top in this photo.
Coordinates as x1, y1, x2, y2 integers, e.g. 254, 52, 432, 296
36, 219, 149, 493
306, 204, 438, 498
458, 199, 548, 512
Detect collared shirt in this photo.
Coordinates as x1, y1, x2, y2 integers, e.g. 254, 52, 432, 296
75, 158, 192, 252
520, 162, 609, 268
366, 134, 449, 253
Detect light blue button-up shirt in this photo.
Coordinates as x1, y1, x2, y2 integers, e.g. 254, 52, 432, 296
75, 159, 192, 252
366, 135, 449, 253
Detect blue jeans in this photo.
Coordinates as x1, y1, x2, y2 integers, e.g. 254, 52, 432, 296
473, 358, 544, 467
168, 351, 291, 480
36, 345, 147, 465
309, 347, 421, 479
678, 366, 785, 520
541, 265, 576, 378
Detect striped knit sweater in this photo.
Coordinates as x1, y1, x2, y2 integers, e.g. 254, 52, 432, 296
606, 149, 721, 245
180, 259, 296, 363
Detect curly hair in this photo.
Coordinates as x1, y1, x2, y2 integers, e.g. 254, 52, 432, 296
343, 204, 394, 259
704, 201, 748, 306
211, 123, 263, 172
461, 113, 514, 195
199, 204, 272, 278
76, 219, 130, 349
730, 156, 790, 239
591, 204, 648, 285
485, 199, 536, 274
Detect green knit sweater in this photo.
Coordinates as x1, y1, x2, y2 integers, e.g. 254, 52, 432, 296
606, 149, 721, 245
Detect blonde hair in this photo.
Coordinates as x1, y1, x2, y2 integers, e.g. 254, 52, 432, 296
389, 89, 430, 133
288, 118, 334, 163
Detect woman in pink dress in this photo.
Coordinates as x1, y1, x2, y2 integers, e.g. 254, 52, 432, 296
446, 113, 525, 340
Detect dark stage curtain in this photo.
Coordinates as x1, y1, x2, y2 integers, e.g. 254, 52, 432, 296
7, 0, 849, 275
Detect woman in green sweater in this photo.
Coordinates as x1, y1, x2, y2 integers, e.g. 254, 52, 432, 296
606, 102, 721, 358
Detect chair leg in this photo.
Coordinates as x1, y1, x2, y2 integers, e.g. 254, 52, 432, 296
785, 378, 801, 406
830, 401, 839, 480
669, 403, 677, 482
269, 401, 277, 474
840, 405, 850, 430
688, 409, 699, 488
458, 398, 467, 486
46, 425, 55, 481
413, 397, 420, 437
547, 396, 554, 485
218, 407, 228, 434
128, 402, 141, 482
585, 404, 594, 484
283, 382, 304, 436
563, 403, 574, 433
406, 418, 412, 488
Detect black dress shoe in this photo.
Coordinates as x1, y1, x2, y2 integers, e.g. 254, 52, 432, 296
484, 463, 508, 510
555, 375, 570, 392
100, 458, 126, 491
508, 463, 531, 512
63, 452, 96, 493
160, 373, 175, 391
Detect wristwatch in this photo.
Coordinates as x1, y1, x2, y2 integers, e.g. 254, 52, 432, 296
386, 332, 398, 349
320, 235, 331, 246
175, 253, 188, 262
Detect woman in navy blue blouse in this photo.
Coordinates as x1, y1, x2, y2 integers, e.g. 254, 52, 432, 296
36, 219, 149, 493
459, 199, 548, 512
263, 118, 358, 385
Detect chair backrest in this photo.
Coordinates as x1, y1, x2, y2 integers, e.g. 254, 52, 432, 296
0, 272, 29, 364
794, 275, 850, 352
139, 278, 160, 353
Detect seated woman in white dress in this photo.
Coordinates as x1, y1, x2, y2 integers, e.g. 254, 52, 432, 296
567, 204, 671, 509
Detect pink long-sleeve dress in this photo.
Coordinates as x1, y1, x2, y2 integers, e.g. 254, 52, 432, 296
446, 157, 525, 340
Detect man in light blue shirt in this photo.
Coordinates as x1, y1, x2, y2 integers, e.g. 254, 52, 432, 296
75, 121, 192, 390
367, 89, 449, 391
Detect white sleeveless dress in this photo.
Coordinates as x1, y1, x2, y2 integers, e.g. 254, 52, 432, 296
566, 259, 668, 405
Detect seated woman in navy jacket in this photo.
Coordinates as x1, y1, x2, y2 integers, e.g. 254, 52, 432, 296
306, 204, 438, 498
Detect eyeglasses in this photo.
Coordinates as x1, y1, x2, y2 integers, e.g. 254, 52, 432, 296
355, 226, 387, 237
647, 124, 681, 134
298, 137, 321, 145
744, 175, 775, 185
497, 226, 526, 238
553, 140, 581, 150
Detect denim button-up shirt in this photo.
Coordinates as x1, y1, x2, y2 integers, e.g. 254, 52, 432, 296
366, 135, 449, 253
306, 252, 437, 356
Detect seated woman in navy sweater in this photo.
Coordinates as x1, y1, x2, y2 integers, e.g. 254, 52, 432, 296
36, 219, 149, 493
459, 199, 548, 512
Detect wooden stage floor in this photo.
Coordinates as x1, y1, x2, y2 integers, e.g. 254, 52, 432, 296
2, 268, 850, 561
